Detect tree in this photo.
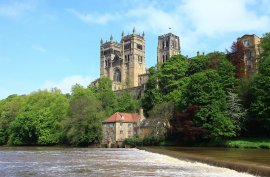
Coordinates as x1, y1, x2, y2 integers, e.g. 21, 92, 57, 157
260, 33, 270, 58
115, 92, 140, 113
225, 91, 247, 133
0, 95, 28, 145
229, 41, 245, 78
148, 102, 174, 136
186, 70, 237, 140
159, 55, 189, 95
8, 89, 69, 145
93, 77, 117, 117
64, 85, 103, 146
188, 55, 208, 76
248, 55, 270, 137
141, 66, 163, 116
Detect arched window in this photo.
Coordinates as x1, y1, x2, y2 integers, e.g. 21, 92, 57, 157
162, 55, 165, 63
246, 49, 251, 58
113, 68, 121, 82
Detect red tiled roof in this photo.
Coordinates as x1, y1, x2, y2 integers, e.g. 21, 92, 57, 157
103, 112, 140, 123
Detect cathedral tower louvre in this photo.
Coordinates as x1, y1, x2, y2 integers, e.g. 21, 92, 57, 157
100, 28, 146, 91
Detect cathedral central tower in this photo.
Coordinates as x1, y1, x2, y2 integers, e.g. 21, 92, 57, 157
157, 33, 180, 64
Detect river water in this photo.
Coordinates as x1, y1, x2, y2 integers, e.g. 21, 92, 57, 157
0, 147, 256, 177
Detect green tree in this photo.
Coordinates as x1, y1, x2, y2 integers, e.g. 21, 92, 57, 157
188, 55, 208, 76
141, 66, 163, 116
260, 32, 270, 58
225, 91, 247, 133
249, 55, 270, 137
0, 95, 27, 145
116, 92, 140, 113
64, 86, 103, 146
186, 70, 236, 140
159, 55, 189, 95
8, 89, 68, 145
93, 77, 117, 117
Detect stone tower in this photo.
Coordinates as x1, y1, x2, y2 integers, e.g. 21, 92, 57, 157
100, 28, 146, 91
237, 34, 261, 77
157, 33, 180, 64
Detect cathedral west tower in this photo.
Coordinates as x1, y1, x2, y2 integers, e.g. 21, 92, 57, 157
100, 28, 146, 91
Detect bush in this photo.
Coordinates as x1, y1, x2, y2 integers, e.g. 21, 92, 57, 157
124, 136, 165, 146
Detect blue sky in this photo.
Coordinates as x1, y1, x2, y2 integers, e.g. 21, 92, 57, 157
0, 0, 269, 99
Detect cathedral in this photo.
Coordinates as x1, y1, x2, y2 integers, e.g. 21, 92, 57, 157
99, 28, 181, 91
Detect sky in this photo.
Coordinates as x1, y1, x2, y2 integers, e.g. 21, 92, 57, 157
0, 0, 269, 99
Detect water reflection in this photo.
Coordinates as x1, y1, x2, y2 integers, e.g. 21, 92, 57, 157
0, 147, 256, 177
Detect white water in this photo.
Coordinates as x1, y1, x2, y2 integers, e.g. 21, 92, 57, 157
0, 147, 257, 177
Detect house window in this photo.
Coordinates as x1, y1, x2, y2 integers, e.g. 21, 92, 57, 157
128, 123, 132, 127
243, 40, 249, 47
246, 59, 251, 65
246, 50, 251, 58
128, 131, 131, 134
120, 130, 123, 134
120, 122, 123, 126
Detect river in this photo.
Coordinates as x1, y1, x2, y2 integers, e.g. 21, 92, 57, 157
0, 147, 258, 177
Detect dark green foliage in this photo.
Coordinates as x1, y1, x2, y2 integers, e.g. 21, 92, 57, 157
186, 70, 237, 140
116, 92, 140, 113
159, 55, 189, 95
141, 53, 240, 141
260, 33, 270, 58
188, 55, 208, 75
124, 136, 164, 146
248, 55, 270, 136
141, 67, 163, 115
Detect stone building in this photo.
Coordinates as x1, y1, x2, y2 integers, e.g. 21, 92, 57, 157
102, 110, 145, 147
157, 33, 180, 64
137, 118, 168, 139
100, 28, 147, 91
237, 34, 261, 77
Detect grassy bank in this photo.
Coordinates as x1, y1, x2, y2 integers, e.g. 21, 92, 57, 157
224, 138, 270, 149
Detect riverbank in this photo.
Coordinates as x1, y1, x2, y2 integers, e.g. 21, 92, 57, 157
139, 146, 270, 177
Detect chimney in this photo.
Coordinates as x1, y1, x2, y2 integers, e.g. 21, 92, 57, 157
197, 51, 200, 56
202, 52, 205, 56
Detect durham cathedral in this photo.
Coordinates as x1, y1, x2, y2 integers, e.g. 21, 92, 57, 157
95, 27, 261, 94
98, 27, 180, 91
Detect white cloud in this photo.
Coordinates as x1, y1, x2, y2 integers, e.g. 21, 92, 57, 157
67, 9, 121, 25
126, 6, 180, 35
41, 75, 94, 94
178, 0, 270, 36
65, 0, 270, 55
0, 0, 36, 18
32, 45, 47, 53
